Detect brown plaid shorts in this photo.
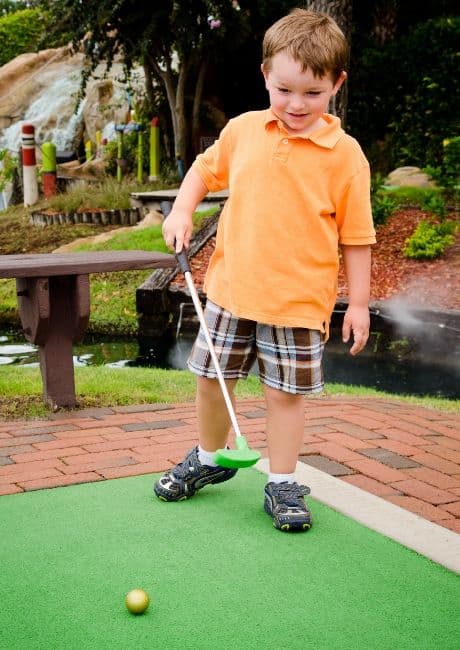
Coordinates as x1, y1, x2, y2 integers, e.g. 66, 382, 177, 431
188, 300, 325, 395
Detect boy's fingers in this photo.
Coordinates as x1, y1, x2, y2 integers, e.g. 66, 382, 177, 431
349, 329, 368, 355
342, 320, 351, 343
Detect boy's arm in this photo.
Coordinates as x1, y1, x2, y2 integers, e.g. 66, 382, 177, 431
341, 244, 372, 356
162, 168, 208, 253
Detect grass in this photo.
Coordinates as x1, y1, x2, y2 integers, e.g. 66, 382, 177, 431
0, 365, 457, 420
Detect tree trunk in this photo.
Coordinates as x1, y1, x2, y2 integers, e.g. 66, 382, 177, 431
305, 0, 352, 126
191, 56, 209, 156
174, 59, 189, 169
142, 61, 157, 116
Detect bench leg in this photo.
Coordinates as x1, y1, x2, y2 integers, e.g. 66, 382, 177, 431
35, 275, 89, 409
39, 330, 76, 409
17, 273, 90, 409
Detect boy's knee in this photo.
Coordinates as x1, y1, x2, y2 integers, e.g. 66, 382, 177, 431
197, 376, 236, 401
263, 384, 303, 406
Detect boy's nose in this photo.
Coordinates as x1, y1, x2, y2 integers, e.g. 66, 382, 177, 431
289, 96, 305, 111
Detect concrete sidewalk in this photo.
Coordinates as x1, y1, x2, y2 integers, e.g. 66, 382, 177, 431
1, 396, 459, 535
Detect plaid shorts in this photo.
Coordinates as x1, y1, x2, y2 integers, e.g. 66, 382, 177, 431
187, 300, 325, 395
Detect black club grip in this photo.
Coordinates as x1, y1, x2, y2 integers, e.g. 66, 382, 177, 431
176, 248, 191, 274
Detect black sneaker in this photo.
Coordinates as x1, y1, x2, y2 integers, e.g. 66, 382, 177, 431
264, 481, 312, 531
153, 446, 237, 501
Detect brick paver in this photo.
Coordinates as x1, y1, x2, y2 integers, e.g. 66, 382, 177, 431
0, 397, 458, 534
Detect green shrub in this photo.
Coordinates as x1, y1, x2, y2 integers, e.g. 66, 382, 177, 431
403, 219, 456, 259
0, 7, 63, 66
348, 16, 460, 173
372, 193, 397, 226
371, 174, 397, 226
443, 137, 460, 187
420, 194, 448, 219
104, 129, 150, 178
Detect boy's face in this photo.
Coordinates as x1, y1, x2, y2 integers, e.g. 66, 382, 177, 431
261, 52, 346, 135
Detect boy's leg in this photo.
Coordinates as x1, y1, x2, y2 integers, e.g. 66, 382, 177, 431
262, 386, 312, 531
257, 325, 324, 531
263, 384, 305, 473
196, 375, 238, 453
153, 301, 255, 502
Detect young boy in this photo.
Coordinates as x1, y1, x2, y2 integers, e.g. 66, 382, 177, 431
154, 8, 376, 531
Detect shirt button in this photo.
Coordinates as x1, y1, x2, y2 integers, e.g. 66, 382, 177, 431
283, 138, 289, 144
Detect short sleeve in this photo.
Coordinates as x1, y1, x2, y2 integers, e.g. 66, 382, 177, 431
336, 163, 376, 245
191, 121, 233, 192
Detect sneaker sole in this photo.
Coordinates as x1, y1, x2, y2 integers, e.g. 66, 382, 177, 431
154, 482, 194, 502
264, 499, 312, 532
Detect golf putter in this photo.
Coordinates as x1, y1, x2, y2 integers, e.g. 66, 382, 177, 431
175, 247, 261, 469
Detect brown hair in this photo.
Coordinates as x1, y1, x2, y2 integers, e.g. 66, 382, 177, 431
262, 8, 348, 82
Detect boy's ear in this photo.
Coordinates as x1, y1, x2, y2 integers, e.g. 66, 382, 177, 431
261, 63, 269, 85
333, 71, 347, 95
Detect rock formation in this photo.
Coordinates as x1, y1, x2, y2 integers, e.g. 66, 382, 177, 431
0, 46, 144, 155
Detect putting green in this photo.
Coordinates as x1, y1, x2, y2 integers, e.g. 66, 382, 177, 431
1, 470, 459, 649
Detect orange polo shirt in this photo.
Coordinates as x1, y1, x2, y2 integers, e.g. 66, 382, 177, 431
192, 109, 376, 334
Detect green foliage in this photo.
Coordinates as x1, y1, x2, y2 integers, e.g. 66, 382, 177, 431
104, 130, 150, 179
371, 174, 397, 226
426, 137, 460, 192
420, 194, 448, 219
380, 186, 443, 207
0, 7, 61, 66
349, 16, 460, 173
45, 179, 149, 213
371, 193, 397, 227
403, 219, 456, 259
0, 149, 18, 192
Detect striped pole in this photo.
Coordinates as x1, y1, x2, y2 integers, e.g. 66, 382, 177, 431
22, 124, 39, 207
41, 142, 57, 199
149, 117, 160, 181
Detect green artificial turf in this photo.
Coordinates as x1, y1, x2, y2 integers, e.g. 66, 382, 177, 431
0, 470, 459, 649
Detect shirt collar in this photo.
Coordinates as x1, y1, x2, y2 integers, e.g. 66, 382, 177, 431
264, 109, 344, 149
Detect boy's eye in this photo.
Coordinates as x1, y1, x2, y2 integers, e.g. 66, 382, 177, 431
307, 91, 321, 96
277, 87, 290, 93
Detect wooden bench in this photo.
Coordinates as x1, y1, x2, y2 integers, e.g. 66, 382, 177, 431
0, 251, 176, 409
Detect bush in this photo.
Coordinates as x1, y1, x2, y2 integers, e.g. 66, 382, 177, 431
425, 138, 460, 194
0, 7, 62, 66
403, 220, 456, 259
348, 16, 460, 173
371, 174, 397, 226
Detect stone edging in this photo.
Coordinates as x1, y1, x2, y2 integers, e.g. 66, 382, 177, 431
29, 207, 143, 227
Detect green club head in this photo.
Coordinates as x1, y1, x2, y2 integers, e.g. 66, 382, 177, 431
214, 436, 261, 469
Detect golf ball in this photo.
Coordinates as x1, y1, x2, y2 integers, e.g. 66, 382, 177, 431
125, 588, 150, 615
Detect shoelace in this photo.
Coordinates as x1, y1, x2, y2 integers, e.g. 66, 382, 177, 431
171, 454, 197, 479
272, 482, 310, 507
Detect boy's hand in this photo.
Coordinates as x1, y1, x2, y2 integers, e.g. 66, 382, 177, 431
162, 209, 193, 253
342, 305, 370, 356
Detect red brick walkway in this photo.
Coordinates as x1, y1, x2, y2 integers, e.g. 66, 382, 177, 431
1, 397, 459, 534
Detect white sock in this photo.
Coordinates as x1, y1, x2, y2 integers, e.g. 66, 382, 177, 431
198, 445, 219, 467
268, 473, 295, 485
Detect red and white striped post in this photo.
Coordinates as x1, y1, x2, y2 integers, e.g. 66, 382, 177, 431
22, 123, 39, 207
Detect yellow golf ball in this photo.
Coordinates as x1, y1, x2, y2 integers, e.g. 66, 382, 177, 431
125, 588, 150, 615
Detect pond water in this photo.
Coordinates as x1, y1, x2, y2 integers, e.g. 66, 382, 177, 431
2, 316, 459, 400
